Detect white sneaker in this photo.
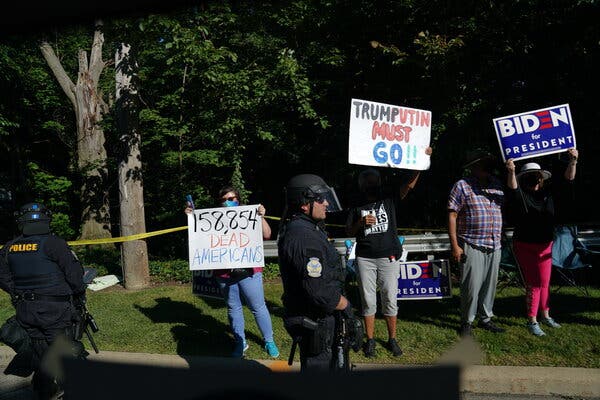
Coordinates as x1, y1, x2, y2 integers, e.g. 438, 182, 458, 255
540, 317, 561, 328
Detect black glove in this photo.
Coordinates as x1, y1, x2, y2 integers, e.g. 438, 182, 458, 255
342, 302, 355, 320
347, 317, 364, 352
73, 293, 86, 312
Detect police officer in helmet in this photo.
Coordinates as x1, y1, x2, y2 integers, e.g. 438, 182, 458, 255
0, 202, 87, 399
278, 174, 362, 372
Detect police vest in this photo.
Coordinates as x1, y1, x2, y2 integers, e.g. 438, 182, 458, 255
6, 235, 70, 293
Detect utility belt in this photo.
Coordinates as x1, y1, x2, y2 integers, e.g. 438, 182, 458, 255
12, 292, 72, 303
283, 315, 328, 365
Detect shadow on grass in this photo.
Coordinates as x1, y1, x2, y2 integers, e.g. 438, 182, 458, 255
134, 297, 263, 359
396, 295, 463, 331
395, 290, 599, 330
494, 292, 600, 325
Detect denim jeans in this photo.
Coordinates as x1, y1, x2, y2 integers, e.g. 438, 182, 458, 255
216, 272, 274, 343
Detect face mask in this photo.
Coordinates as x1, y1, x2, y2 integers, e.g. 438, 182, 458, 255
522, 174, 541, 187
223, 200, 239, 207
364, 185, 381, 196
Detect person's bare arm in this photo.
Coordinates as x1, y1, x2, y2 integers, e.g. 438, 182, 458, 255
448, 211, 463, 263
397, 147, 432, 200
506, 159, 517, 189
258, 204, 272, 239
564, 148, 578, 181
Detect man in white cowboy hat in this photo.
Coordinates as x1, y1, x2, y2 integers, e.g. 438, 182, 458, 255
448, 148, 506, 336
505, 148, 579, 336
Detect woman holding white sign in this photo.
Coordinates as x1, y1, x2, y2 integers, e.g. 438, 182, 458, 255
185, 186, 279, 358
506, 148, 578, 337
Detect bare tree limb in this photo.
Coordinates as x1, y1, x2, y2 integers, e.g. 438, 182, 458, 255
39, 41, 76, 108
78, 49, 88, 76
89, 20, 105, 84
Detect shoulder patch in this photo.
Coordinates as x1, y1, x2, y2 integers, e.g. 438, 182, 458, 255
306, 257, 322, 278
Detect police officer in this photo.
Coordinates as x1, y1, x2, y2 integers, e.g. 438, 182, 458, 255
278, 174, 361, 372
0, 203, 87, 399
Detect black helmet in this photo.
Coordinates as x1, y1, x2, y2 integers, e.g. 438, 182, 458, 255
15, 202, 52, 235
284, 174, 341, 212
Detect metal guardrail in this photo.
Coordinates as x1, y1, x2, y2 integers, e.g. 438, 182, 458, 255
263, 229, 600, 258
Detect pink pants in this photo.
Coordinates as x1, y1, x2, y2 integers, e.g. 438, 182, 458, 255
513, 241, 553, 318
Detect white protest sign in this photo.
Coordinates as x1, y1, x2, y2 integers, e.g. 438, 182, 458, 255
187, 205, 264, 271
349, 98, 432, 170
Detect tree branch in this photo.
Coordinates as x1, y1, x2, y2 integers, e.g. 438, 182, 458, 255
39, 41, 76, 108
89, 20, 105, 84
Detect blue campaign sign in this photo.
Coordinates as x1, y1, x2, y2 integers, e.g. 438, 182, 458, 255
493, 104, 576, 162
397, 259, 452, 300
192, 270, 223, 300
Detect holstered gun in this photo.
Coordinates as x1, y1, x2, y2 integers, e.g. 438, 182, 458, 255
283, 316, 319, 366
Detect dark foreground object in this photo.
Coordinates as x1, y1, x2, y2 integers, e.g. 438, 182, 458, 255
62, 358, 460, 400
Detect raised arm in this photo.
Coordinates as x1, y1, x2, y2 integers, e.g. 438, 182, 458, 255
506, 158, 517, 189
564, 148, 578, 181
397, 146, 432, 200
258, 204, 272, 239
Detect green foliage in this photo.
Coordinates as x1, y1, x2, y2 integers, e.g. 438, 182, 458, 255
73, 246, 122, 277
262, 262, 281, 281
27, 162, 75, 238
1, 0, 599, 247
148, 259, 191, 283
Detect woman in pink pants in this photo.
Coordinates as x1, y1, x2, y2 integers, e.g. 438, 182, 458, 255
505, 148, 578, 336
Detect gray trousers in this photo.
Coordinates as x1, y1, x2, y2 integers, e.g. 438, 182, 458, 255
356, 257, 400, 317
460, 242, 501, 324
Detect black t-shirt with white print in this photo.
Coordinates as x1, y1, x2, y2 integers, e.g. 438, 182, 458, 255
346, 197, 402, 259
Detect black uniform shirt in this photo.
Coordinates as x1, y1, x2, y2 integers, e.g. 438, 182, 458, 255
0, 234, 85, 297
278, 213, 343, 319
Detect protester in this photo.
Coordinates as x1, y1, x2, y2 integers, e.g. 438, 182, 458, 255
0, 202, 88, 400
448, 149, 505, 336
345, 147, 432, 358
505, 148, 579, 336
185, 186, 279, 358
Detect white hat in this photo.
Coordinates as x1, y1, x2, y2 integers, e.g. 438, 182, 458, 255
517, 162, 552, 180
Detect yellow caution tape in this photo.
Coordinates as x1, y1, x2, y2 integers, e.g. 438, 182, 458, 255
1, 215, 446, 249
65, 226, 188, 246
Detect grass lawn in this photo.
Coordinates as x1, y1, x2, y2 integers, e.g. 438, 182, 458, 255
1, 280, 598, 368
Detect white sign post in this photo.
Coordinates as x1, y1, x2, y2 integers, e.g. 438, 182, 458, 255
349, 98, 432, 170
187, 205, 265, 271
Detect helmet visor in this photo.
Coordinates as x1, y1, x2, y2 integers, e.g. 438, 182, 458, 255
308, 185, 342, 212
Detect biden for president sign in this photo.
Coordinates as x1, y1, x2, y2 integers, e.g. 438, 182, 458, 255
397, 259, 452, 300
493, 104, 576, 162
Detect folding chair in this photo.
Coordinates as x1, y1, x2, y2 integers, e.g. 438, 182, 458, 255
497, 231, 526, 294
551, 225, 598, 297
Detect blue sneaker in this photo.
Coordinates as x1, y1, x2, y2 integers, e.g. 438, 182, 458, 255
540, 317, 561, 328
232, 339, 249, 358
264, 341, 280, 358
527, 322, 546, 337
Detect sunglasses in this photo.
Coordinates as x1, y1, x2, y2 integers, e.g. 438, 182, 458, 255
314, 196, 326, 204
222, 196, 237, 202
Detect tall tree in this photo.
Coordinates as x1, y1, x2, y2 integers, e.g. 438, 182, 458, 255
115, 42, 150, 289
39, 20, 112, 240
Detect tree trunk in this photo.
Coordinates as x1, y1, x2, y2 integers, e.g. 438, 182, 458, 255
115, 43, 150, 290
40, 20, 111, 241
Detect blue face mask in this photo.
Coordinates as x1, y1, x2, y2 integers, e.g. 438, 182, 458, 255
223, 200, 239, 207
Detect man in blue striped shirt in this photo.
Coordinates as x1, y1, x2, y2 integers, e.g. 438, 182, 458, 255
448, 149, 505, 336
